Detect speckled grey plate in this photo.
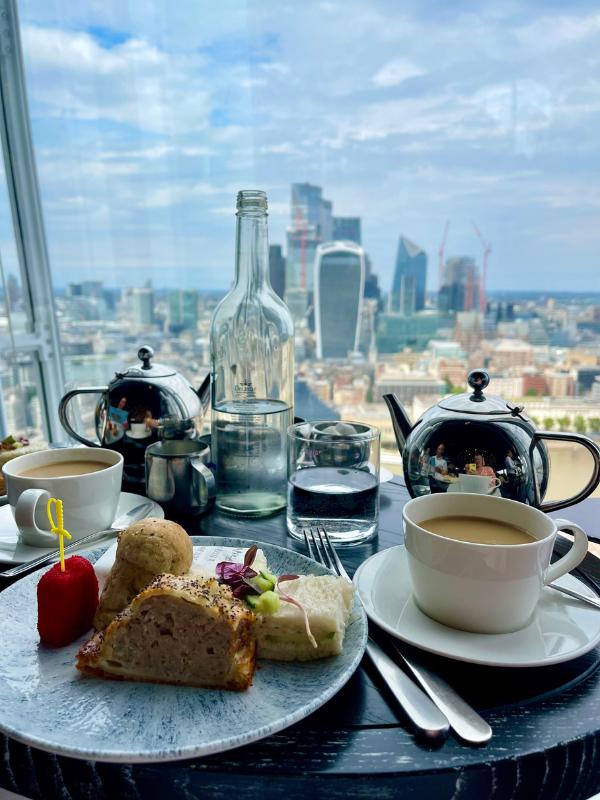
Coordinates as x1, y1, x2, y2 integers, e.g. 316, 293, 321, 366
0, 536, 367, 763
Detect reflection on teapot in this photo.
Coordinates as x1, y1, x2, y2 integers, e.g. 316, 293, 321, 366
384, 369, 600, 512
59, 346, 208, 484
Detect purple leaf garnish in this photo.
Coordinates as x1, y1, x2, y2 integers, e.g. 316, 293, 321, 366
216, 559, 260, 601
216, 561, 258, 583
244, 545, 258, 567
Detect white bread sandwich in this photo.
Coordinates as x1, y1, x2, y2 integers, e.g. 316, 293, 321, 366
78, 574, 256, 691
255, 574, 354, 661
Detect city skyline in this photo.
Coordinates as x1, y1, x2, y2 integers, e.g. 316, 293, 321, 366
5, 1, 598, 295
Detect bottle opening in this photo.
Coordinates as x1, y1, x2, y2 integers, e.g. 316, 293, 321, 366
236, 189, 268, 213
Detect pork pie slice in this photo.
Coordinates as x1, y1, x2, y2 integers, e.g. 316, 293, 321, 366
77, 574, 256, 691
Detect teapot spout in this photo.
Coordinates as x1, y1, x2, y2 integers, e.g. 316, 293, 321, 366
382, 393, 412, 454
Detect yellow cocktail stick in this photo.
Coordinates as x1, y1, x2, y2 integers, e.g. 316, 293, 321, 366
47, 498, 72, 573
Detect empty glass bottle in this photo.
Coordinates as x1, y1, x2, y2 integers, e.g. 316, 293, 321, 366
210, 190, 294, 517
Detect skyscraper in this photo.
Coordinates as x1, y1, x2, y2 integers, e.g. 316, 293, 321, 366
315, 241, 365, 359
286, 182, 333, 294
269, 244, 286, 300
167, 289, 198, 333
438, 256, 480, 313
391, 236, 427, 315
131, 287, 154, 327
332, 217, 361, 244
320, 199, 333, 242
286, 183, 333, 327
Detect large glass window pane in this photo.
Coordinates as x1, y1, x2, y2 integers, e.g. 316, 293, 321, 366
12, 1, 600, 492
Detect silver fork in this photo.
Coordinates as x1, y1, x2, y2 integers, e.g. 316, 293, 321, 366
303, 527, 492, 745
302, 527, 449, 740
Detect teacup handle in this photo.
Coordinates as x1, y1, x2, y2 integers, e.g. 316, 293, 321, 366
488, 477, 501, 493
544, 519, 589, 585
14, 488, 57, 547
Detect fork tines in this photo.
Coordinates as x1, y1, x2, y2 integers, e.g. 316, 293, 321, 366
303, 528, 351, 582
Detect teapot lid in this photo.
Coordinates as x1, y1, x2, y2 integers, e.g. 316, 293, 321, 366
115, 346, 176, 380
438, 370, 523, 416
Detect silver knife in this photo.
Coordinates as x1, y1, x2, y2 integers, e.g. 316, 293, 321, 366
393, 644, 492, 744
366, 639, 449, 739
1, 501, 155, 579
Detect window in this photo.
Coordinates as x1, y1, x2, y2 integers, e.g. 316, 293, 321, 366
0, 0, 598, 496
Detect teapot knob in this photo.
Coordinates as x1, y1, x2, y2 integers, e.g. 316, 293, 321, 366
138, 345, 154, 370
467, 369, 490, 402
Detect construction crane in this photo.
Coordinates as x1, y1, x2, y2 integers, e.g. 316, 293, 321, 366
438, 220, 450, 290
472, 221, 492, 314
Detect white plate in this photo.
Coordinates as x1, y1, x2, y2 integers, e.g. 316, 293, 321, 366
0, 492, 163, 565
0, 536, 367, 762
354, 545, 600, 668
379, 467, 395, 483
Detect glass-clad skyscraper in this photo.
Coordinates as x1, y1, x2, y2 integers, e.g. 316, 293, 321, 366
315, 241, 365, 359
332, 216, 362, 244
438, 256, 480, 312
391, 236, 427, 315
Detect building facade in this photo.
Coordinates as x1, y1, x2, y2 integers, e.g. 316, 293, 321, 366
315, 241, 365, 359
268, 244, 286, 300
391, 236, 427, 315
332, 217, 362, 244
438, 256, 480, 313
167, 289, 198, 333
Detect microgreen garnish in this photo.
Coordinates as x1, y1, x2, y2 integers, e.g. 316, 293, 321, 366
276, 575, 317, 648
216, 550, 317, 645
215, 560, 259, 599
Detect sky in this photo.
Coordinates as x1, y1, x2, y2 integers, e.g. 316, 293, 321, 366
7, 0, 600, 293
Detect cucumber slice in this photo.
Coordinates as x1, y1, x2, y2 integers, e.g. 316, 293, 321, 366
255, 590, 280, 615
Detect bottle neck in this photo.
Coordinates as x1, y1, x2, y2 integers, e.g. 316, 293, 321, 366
234, 211, 271, 292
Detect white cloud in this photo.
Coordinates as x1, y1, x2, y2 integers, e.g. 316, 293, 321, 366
516, 12, 600, 52
372, 58, 424, 88
13, 3, 600, 290
22, 24, 210, 134
143, 182, 226, 209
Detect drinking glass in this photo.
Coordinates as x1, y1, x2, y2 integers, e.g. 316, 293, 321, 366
287, 420, 380, 545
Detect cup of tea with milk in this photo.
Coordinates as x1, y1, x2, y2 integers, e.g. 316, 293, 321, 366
402, 493, 588, 634
3, 448, 123, 547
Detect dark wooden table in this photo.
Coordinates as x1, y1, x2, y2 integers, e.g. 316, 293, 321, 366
2, 482, 600, 800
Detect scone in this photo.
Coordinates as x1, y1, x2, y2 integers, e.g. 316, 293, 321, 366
78, 574, 256, 691
94, 518, 192, 630
256, 574, 354, 661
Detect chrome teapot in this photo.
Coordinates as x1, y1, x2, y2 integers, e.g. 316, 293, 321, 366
383, 369, 600, 512
59, 346, 209, 483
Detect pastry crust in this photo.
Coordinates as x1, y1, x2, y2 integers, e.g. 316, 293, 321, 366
79, 574, 256, 691
93, 518, 192, 630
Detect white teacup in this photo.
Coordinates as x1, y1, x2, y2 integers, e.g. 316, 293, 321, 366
3, 447, 123, 547
403, 493, 588, 634
128, 422, 151, 439
458, 473, 500, 494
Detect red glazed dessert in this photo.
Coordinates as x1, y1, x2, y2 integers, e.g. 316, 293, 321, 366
37, 556, 99, 647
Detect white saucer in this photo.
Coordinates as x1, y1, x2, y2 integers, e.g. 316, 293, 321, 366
380, 467, 395, 483
353, 545, 600, 668
0, 492, 163, 565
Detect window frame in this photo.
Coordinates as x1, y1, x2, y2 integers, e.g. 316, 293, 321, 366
0, 0, 65, 441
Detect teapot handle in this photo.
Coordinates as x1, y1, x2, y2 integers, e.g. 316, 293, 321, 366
196, 373, 211, 415
58, 387, 107, 447
534, 431, 600, 512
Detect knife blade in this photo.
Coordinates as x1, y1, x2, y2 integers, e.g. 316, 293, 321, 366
365, 639, 449, 739
392, 644, 492, 744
